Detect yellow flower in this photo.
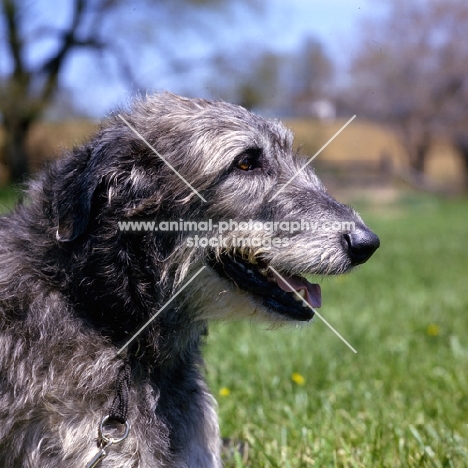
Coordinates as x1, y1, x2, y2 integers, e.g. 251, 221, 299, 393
219, 387, 230, 397
427, 324, 440, 336
291, 372, 306, 386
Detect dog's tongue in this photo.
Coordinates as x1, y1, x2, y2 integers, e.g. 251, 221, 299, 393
270, 270, 322, 308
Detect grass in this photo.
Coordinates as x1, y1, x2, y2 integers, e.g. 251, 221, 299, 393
1, 188, 466, 466
0, 185, 22, 212
204, 195, 468, 467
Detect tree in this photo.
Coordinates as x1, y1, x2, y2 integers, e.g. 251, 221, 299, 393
347, 0, 468, 183
208, 37, 334, 116
0, 0, 106, 181
0, 0, 256, 183
290, 37, 334, 115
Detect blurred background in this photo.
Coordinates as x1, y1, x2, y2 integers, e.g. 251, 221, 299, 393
1, 0, 467, 193
1, 1, 468, 466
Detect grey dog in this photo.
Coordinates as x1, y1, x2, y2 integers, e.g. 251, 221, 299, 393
0, 93, 379, 467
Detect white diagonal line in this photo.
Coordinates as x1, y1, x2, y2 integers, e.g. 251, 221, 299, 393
268, 266, 357, 353
269, 115, 356, 202
118, 114, 207, 202
117, 266, 206, 355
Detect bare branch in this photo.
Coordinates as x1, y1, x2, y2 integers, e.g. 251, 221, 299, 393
2, 0, 26, 81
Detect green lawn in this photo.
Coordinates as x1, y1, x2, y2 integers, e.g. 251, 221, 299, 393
205, 195, 468, 467
0, 185, 21, 212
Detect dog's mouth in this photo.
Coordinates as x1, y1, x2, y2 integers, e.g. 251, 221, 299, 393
207, 252, 321, 321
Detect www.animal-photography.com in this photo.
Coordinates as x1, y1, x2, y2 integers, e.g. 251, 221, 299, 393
0, 1, 467, 467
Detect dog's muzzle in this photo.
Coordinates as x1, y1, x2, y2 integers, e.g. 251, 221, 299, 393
343, 228, 380, 266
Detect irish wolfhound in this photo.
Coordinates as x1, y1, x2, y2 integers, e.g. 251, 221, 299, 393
0, 93, 379, 467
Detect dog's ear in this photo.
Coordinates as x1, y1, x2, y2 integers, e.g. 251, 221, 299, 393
55, 148, 103, 243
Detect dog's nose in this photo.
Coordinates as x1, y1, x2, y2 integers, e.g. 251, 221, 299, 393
344, 229, 380, 266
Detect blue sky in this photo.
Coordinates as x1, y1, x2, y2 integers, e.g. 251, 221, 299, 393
89, 0, 380, 115
3, 0, 382, 116
260, 0, 376, 56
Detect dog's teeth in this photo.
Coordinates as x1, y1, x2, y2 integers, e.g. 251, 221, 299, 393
296, 289, 306, 299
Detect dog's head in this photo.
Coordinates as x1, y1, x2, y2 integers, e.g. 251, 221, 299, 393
52, 93, 379, 330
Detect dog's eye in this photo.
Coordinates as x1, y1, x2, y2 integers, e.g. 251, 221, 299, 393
235, 148, 262, 172
237, 157, 254, 171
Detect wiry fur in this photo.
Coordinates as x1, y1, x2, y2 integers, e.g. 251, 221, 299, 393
0, 93, 378, 467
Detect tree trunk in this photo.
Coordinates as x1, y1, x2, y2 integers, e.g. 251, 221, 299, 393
398, 125, 431, 180
454, 137, 468, 193
410, 142, 429, 174
461, 151, 468, 192
2, 116, 32, 183
405, 141, 431, 186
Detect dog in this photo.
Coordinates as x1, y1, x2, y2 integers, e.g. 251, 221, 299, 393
0, 93, 379, 467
